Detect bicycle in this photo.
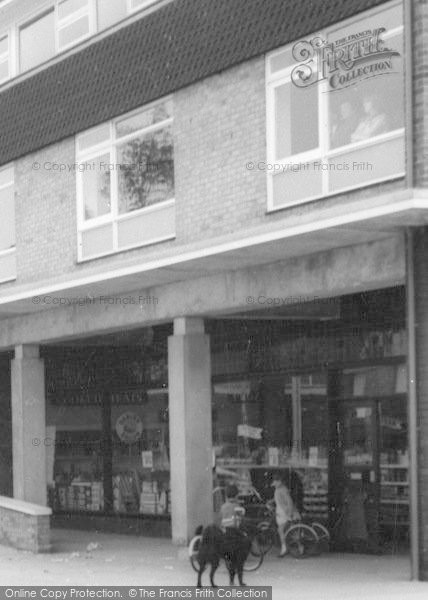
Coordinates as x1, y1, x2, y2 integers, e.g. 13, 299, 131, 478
249, 502, 331, 558
212, 484, 331, 559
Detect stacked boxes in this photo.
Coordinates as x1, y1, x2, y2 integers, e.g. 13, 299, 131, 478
55, 482, 104, 511
140, 481, 159, 514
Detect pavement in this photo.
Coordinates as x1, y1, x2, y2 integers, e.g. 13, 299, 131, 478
0, 528, 427, 599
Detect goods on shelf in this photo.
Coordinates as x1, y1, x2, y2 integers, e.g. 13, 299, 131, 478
139, 480, 169, 515
56, 481, 104, 511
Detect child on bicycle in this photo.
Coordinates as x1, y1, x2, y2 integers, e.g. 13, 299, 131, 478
271, 473, 301, 557
220, 484, 246, 530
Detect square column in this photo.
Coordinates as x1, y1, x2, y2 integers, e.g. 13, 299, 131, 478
168, 318, 213, 544
11, 345, 47, 506
408, 227, 428, 579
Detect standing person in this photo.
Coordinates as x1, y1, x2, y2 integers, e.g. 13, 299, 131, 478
272, 472, 301, 557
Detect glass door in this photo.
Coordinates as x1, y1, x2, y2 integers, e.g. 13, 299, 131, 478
336, 399, 380, 552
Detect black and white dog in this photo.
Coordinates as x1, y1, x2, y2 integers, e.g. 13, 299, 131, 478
194, 525, 252, 587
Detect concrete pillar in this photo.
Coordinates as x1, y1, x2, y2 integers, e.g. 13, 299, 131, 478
168, 317, 213, 544
11, 345, 47, 506
410, 227, 428, 579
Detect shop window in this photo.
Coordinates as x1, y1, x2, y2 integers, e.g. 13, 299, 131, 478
76, 98, 175, 261
19, 9, 56, 72
112, 395, 170, 516
212, 375, 329, 521
266, 0, 405, 210
57, 0, 94, 50
0, 166, 16, 284
47, 344, 170, 518
0, 35, 10, 83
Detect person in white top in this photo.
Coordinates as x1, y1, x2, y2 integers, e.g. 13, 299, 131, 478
271, 473, 301, 557
351, 95, 389, 143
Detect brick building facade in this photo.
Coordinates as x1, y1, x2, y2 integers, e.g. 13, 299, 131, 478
0, 0, 428, 580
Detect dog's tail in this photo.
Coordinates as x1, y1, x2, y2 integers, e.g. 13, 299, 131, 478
195, 525, 203, 536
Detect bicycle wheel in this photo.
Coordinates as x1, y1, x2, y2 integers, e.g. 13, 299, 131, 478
285, 523, 318, 558
253, 524, 275, 555
243, 548, 264, 571
312, 522, 330, 552
188, 535, 202, 572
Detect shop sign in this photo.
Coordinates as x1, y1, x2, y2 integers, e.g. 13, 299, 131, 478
116, 411, 143, 444
237, 424, 262, 439
49, 388, 148, 405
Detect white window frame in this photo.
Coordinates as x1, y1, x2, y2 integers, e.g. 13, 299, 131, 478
0, 0, 163, 84
265, 0, 405, 212
0, 33, 10, 84
127, 0, 159, 15
0, 164, 16, 285
17, 4, 56, 74
76, 96, 175, 262
56, 0, 96, 52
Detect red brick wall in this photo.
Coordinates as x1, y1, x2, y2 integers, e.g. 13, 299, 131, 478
0, 507, 50, 552
2, 53, 406, 289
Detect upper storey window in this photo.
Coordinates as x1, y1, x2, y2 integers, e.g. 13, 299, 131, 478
266, 0, 405, 210
0, 0, 161, 83
57, 0, 94, 50
20, 10, 55, 73
76, 98, 175, 261
0, 35, 10, 83
128, 0, 157, 12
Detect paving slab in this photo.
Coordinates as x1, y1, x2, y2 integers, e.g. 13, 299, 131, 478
0, 529, 426, 599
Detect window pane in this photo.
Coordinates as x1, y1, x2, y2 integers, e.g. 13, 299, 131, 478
0, 36, 8, 56
329, 34, 404, 149
81, 154, 111, 220
328, 137, 404, 192
130, 0, 156, 10
275, 83, 318, 158
117, 202, 175, 249
20, 10, 55, 72
269, 47, 294, 74
58, 15, 90, 48
271, 162, 322, 208
77, 124, 110, 153
97, 0, 127, 30
0, 59, 8, 82
116, 101, 172, 138
0, 185, 15, 250
0, 251, 16, 281
58, 0, 88, 20
81, 223, 113, 258
117, 127, 174, 214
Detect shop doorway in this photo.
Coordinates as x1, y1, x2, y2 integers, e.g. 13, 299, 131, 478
329, 364, 409, 553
